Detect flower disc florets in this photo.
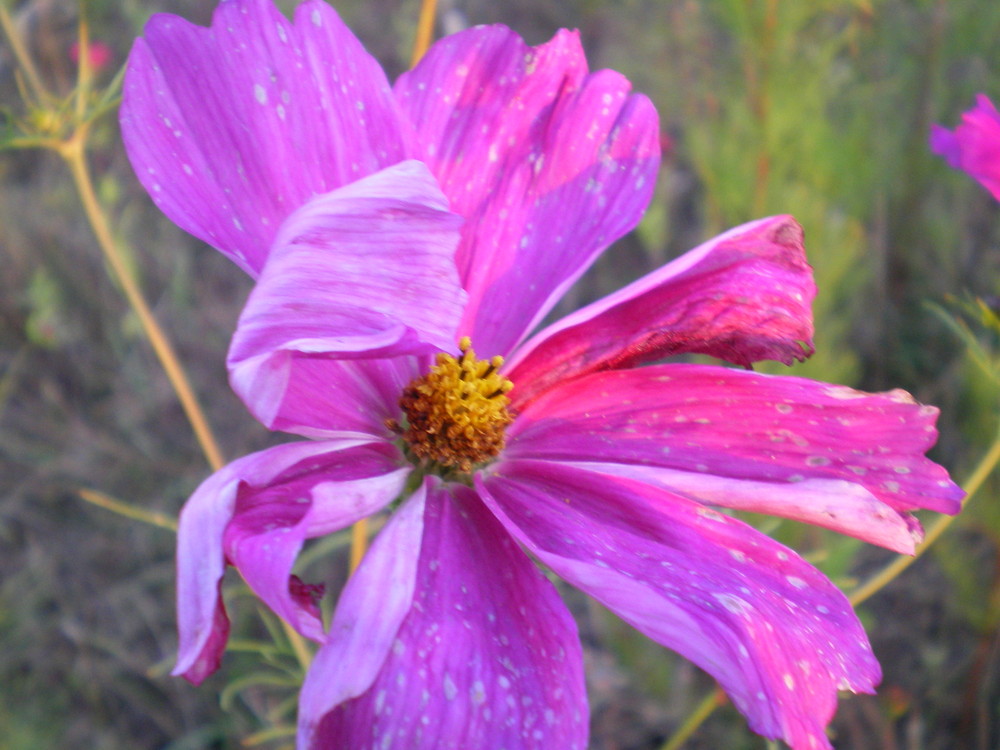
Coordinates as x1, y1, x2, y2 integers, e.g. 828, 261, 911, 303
396, 337, 513, 475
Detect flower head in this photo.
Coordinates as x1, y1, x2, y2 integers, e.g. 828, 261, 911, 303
931, 93, 1000, 200
123, 2, 964, 749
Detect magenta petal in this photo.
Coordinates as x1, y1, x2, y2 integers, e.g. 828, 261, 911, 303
931, 94, 1000, 202
508, 364, 964, 538
479, 461, 880, 750
299, 481, 587, 750
173, 438, 407, 683
298, 480, 429, 737
397, 26, 660, 357
120, 0, 411, 276
506, 216, 815, 406
228, 161, 464, 429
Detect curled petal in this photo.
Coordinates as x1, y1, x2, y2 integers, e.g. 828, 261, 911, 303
479, 461, 880, 750
507, 216, 815, 407
228, 161, 464, 429
121, 0, 411, 275
931, 94, 1000, 202
397, 26, 660, 358
507, 364, 964, 544
300, 481, 587, 750
174, 438, 407, 684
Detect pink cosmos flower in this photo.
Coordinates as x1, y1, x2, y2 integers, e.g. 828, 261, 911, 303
121, 1, 963, 748
931, 93, 1000, 200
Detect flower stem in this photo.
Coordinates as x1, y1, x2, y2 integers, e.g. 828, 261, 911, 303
658, 687, 725, 750
409, 0, 438, 68
78, 488, 178, 532
849, 422, 1000, 607
58, 130, 225, 472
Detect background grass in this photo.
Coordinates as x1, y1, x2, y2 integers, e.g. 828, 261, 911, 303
1, 0, 998, 747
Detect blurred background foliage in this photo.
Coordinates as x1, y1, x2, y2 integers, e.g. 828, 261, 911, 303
1, 0, 999, 747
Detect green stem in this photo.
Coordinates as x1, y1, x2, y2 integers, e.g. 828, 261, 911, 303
78, 488, 178, 531
658, 688, 725, 750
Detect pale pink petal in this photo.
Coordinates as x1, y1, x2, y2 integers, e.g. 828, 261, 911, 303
506, 216, 814, 407
508, 364, 964, 537
264, 357, 421, 438
573, 462, 922, 554
121, 0, 412, 276
173, 438, 407, 684
931, 94, 1000, 202
228, 161, 464, 429
479, 461, 880, 750
396, 26, 660, 357
300, 481, 587, 750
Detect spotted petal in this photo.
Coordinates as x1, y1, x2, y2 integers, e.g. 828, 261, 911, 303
479, 461, 880, 750
228, 161, 464, 430
507, 364, 963, 552
506, 216, 815, 407
121, 0, 411, 275
174, 438, 408, 684
396, 26, 660, 358
931, 94, 1000, 201
299, 481, 588, 750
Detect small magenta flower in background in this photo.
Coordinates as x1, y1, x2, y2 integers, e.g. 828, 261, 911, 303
931, 93, 1000, 200
122, 1, 964, 748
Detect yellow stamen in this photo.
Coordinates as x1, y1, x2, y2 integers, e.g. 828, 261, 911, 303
398, 337, 513, 474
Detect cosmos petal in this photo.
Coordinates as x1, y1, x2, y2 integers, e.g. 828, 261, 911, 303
507, 363, 964, 544
173, 438, 407, 684
479, 461, 880, 750
931, 94, 1000, 201
396, 26, 660, 358
299, 481, 588, 750
263, 357, 421, 439
228, 161, 464, 429
121, 0, 412, 276
298, 481, 429, 743
506, 216, 815, 407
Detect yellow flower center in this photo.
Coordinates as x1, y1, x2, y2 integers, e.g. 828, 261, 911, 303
395, 337, 513, 475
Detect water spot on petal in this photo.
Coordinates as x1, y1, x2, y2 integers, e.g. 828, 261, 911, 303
443, 673, 457, 700
470, 680, 486, 704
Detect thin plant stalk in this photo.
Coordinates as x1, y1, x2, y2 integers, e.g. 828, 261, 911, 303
410, 0, 439, 68
79, 487, 179, 532
658, 688, 725, 750
57, 130, 226, 472
0, 4, 52, 106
